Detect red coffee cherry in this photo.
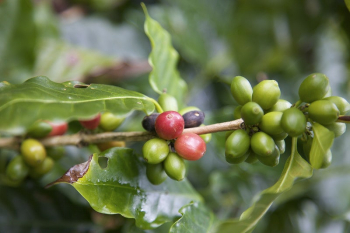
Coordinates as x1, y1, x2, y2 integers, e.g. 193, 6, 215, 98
174, 133, 206, 161
155, 111, 184, 140
79, 113, 101, 130
47, 121, 68, 136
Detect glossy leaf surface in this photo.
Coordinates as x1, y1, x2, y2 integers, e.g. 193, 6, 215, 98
215, 138, 313, 233
142, 4, 187, 107
0, 76, 155, 135
309, 122, 334, 169
50, 148, 202, 229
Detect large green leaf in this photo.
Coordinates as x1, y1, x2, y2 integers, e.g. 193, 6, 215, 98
142, 4, 187, 107
50, 147, 203, 229
346, 0, 350, 12
309, 123, 334, 169
215, 137, 313, 233
169, 202, 216, 233
0, 76, 155, 135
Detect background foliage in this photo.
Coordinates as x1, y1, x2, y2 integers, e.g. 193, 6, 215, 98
1, 0, 350, 232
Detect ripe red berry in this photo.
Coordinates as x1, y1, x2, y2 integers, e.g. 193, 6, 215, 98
47, 121, 68, 136
174, 133, 206, 161
79, 113, 101, 130
155, 111, 184, 140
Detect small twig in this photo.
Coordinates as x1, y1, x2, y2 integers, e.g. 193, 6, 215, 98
0, 119, 243, 150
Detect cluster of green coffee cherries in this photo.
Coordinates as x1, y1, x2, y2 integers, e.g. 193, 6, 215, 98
226, 73, 349, 168
5, 112, 126, 184
141, 93, 211, 185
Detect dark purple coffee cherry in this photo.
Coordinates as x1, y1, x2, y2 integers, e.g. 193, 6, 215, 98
142, 113, 160, 132
182, 110, 205, 128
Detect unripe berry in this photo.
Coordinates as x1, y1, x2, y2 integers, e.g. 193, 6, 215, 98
233, 106, 242, 120
308, 100, 339, 125
252, 80, 281, 110
251, 132, 275, 157
32, 157, 54, 176
259, 112, 284, 136
324, 122, 346, 138
320, 150, 332, 169
46, 146, 65, 160
142, 138, 169, 164
163, 152, 186, 181
241, 102, 264, 125
158, 93, 178, 112
256, 145, 280, 167
225, 129, 250, 160
298, 73, 329, 103
27, 121, 52, 138
266, 99, 292, 112
99, 112, 125, 131
245, 151, 258, 164
21, 139, 47, 167
146, 163, 167, 185
155, 111, 184, 140
6, 156, 29, 181
79, 113, 101, 130
323, 96, 350, 115
182, 110, 205, 128
174, 133, 206, 161
281, 108, 306, 137
142, 113, 160, 132
230, 76, 253, 105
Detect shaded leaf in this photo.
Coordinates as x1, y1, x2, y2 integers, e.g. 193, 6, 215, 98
215, 138, 313, 233
309, 123, 334, 169
142, 4, 187, 107
50, 147, 202, 229
0, 76, 155, 135
169, 202, 216, 233
346, 0, 350, 12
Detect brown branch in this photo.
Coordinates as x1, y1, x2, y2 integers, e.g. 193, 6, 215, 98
0, 119, 243, 150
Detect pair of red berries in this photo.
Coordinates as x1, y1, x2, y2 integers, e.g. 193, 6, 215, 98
152, 111, 206, 161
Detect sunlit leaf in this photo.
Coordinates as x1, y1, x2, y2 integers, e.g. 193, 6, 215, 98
0, 76, 155, 135
215, 138, 313, 233
169, 202, 216, 233
142, 4, 187, 107
346, 0, 350, 12
50, 147, 203, 229
309, 123, 334, 169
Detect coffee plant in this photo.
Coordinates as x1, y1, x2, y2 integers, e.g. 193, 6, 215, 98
1, 1, 350, 232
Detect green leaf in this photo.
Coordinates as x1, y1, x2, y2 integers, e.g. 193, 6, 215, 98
169, 202, 216, 233
50, 147, 203, 229
309, 122, 334, 169
346, 0, 350, 12
142, 4, 188, 107
0, 76, 155, 135
215, 137, 313, 233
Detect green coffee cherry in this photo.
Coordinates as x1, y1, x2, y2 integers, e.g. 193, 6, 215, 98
199, 127, 212, 143
33, 157, 54, 176
179, 106, 200, 115
226, 150, 250, 164
234, 105, 242, 119
271, 132, 288, 141
225, 129, 250, 160
308, 100, 339, 125
298, 73, 329, 103
324, 87, 332, 98
324, 122, 346, 138
27, 121, 52, 138
163, 152, 186, 181
252, 80, 281, 110
267, 99, 292, 112
281, 108, 306, 137
275, 140, 285, 154
230, 76, 253, 105
21, 139, 47, 167
259, 112, 284, 136
323, 96, 350, 115
225, 131, 234, 140
251, 132, 275, 157
320, 150, 332, 169
6, 156, 29, 181
245, 151, 258, 164
158, 93, 178, 112
142, 138, 169, 164
256, 146, 280, 167
46, 146, 65, 161
99, 112, 125, 131
241, 102, 264, 125
146, 163, 167, 185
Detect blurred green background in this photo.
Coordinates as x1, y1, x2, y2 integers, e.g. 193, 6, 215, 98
1, 0, 350, 232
